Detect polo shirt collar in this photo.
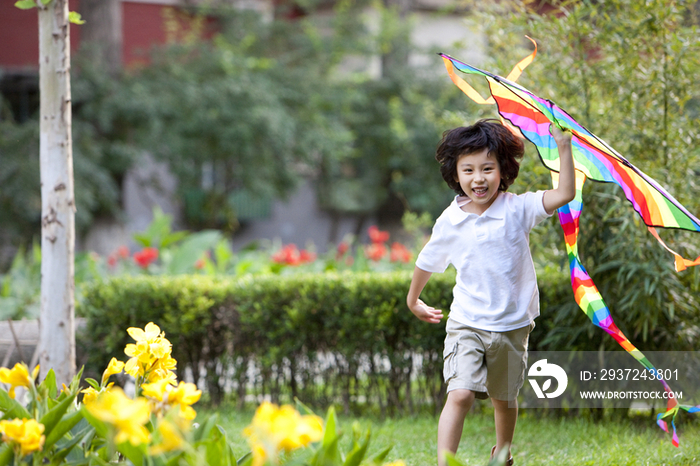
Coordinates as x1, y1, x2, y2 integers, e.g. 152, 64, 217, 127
447, 192, 505, 225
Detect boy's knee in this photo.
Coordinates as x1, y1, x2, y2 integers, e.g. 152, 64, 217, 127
447, 389, 476, 409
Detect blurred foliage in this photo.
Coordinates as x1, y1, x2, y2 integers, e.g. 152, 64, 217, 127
1, 1, 466, 257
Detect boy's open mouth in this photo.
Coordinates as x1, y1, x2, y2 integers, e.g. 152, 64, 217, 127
472, 186, 488, 196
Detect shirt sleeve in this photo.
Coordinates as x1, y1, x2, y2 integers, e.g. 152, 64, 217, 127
515, 190, 552, 232
415, 215, 451, 273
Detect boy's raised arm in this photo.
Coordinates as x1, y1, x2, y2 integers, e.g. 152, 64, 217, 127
543, 125, 576, 214
407, 266, 444, 324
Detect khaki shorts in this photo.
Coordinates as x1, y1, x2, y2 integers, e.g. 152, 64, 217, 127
443, 318, 533, 401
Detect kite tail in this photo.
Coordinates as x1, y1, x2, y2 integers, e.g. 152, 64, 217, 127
551, 170, 700, 446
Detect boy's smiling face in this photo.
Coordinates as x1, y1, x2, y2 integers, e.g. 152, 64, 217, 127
455, 148, 502, 214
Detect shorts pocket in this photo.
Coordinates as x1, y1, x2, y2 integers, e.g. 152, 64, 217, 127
443, 342, 458, 383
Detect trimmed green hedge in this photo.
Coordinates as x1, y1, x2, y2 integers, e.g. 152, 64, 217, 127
78, 272, 456, 413
78, 268, 696, 413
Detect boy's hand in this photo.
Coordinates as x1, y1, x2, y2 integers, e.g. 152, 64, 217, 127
550, 124, 572, 146
408, 299, 444, 324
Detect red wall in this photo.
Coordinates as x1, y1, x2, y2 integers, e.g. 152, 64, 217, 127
0, 1, 218, 71
122, 2, 169, 67
0, 0, 81, 71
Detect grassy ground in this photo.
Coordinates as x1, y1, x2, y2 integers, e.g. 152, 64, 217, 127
208, 405, 700, 466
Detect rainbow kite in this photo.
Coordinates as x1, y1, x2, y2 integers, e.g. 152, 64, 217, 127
440, 38, 700, 446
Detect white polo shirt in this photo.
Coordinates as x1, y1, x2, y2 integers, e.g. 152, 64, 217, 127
416, 191, 551, 331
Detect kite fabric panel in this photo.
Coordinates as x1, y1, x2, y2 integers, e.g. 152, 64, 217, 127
439, 42, 700, 446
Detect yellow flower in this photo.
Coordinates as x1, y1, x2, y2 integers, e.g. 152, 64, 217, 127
148, 419, 185, 455
101, 358, 125, 385
243, 402, 323, 466
0, 418, 45, 457
142, 380, 201, 420
127, 322, 162, 343
147, 367, 178, 385
0, 363, 37, 399
123, 323, 173, 379
81, 386, 100, 405
85, 387, 151, 446
168, 382, 202, 420
383, 462, 407, 466
141, 378, 173, 401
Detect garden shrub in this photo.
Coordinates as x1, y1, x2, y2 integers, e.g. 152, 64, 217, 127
79, 272, 456, 413
79, 268, 698, 413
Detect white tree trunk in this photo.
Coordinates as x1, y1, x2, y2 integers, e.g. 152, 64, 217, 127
38, 0, 76, 385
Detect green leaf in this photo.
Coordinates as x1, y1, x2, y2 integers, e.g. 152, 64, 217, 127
166, 230, 222, 274
313, 437, 340, 466
85, 378, 100, 390
40, 392, 77, 442
160, 230, 190, 249
192, 414, 219, 442
204, 426, 231, 466
236, 451, 252, 466
214, 240, 234, 273
322, 406, 337, 449
48, 424, 87, 465
43, 409, 84, 451
41, 368, 58, 398
80, 406, 109, 439
117, 440, 145, 466
68, 11, 85, 25
0, 443, 13, 466
369, 445, 392, 464
14, 0, 37, 10
342, 429, 370, 466
40, 0, 52, 5
0, 389, 31, 419
294, 398, 317, 417
132, 233, 152, 248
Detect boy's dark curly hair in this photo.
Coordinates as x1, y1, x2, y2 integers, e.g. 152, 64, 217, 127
435, 119, 524, 195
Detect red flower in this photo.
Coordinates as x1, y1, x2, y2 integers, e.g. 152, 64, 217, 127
133, 247, 159, 269
365, 243, 387, 261
336, 241, 350, 259
272, 244, 301, 266
107, 253, 118, 268
368, 226, 389, 244
194, 258, 206, 270
299, 249, 317, 264
117, 245, 129, 259
272, 244, 316, 266
390, 242, 412, 263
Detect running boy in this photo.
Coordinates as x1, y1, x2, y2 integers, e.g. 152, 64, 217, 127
406, 119, 574, 466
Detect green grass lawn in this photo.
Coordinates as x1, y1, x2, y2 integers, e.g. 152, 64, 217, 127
208, 405, 700, 465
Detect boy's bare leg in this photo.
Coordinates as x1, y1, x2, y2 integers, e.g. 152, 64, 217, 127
437, 389, 475, 466
491, 398, 517, 458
